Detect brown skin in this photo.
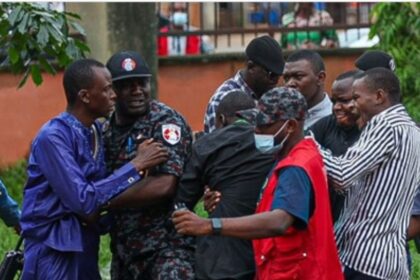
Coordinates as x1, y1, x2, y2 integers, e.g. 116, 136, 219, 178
243, 61, 280, 99
331, 78, 360, 129
408, 216, 420, 240
70, 66, 116, 127
110, 77, 178, 208
352, 77, 395, 128
69, 68, 168, 224
174, 118, 304, 238
283, 60, 326, 109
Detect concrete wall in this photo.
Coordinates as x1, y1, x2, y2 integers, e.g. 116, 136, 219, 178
0, 50, 362, 167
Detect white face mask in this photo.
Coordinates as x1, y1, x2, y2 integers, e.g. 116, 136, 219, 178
172, 12, 188, 26
254, 120, 289, 153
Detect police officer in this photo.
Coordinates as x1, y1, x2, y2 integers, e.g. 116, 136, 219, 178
104, 51, 194, 279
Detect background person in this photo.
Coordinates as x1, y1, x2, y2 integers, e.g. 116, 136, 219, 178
283, 49, 332, 129
204, 35, 284, 134
309, 70, 361, 223
281, 2, 338, 50
0, 178, 20, 234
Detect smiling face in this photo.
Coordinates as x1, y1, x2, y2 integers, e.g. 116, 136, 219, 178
331, 77, 360, 128
113, 77, 151, 121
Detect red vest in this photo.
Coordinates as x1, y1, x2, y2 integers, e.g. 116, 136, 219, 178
158, 26, 200, 56
253, 138, 343, 280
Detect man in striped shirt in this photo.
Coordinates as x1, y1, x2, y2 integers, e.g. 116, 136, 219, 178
319, 68, 420, 279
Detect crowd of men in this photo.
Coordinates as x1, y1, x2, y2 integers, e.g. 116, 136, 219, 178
0, 35, 419, 280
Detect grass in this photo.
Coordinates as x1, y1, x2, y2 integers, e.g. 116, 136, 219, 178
1, 161, 420, 278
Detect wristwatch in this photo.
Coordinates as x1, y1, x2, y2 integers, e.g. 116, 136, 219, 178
211, 218, 222, 235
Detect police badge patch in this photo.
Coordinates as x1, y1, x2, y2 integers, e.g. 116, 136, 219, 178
162, 124, 181, 145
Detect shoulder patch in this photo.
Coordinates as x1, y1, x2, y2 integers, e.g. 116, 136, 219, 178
162, 124, 181, 145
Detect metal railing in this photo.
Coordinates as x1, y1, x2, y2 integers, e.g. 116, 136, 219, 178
157, 2, 375, 55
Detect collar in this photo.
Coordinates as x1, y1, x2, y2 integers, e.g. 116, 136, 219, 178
234, 70, 258, 100
308, 93, 332, 116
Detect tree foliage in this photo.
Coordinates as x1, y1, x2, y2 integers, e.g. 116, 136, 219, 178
369, 3, 420, 121
0, 2, 90, 88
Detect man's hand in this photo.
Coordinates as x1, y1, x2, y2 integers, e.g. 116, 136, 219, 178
203, 187, 221, 213
131, 139, 169, 171
172, 209, 212, 236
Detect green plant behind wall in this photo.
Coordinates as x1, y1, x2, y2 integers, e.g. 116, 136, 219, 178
369, 3, 420, 121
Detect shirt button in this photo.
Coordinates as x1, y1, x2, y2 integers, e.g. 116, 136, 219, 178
261, 255, 265, 260
302, 252, 307, 257
128, 177, 135, 183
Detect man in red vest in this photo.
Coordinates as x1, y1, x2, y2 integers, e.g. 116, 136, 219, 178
173, 87, 343, 280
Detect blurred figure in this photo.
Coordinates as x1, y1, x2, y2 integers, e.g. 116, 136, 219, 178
281, 2, 338, 49
0, 178, 20, 234
158, 2, 213, 56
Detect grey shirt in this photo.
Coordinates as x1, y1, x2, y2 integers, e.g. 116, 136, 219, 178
304, 93, 332, 130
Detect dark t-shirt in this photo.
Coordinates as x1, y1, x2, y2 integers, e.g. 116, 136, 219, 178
271, 167, 314, 229
176, 121, 275, 280
309, 114, 361, 222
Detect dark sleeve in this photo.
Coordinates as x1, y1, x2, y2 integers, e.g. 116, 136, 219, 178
271, 166, 314, 229
307, 116, 329, 144
174, 145, 206, 210
153, 115, 193, 178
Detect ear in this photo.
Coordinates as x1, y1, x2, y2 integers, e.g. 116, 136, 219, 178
286, 119, 298, 134
78, 89, 90, 104
317, 71, 326, 85
246, 60, 256, 72
375, 88, 387, 105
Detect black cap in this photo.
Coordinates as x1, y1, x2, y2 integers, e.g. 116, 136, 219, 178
245, 35, 285, 75
355, 50, 396, 72
106, 50, 152, 81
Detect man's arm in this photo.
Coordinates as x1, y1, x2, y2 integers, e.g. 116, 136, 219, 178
0, 179, 21, 229
107, 174, 177, 208
35, 131, 166, 216
173, 209, 294, 239
320, 120, 396, 190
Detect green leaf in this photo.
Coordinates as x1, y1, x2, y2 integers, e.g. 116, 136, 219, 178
8, 46, 19, 64
70, 21, 86, 36
30, 64, 42, 86
8, 5, 22, 25
18, 68, 30, 89
39, 56, 56, 75
46, 23, 63, 42
17, 12, 29, 34
36, 24, 49, 47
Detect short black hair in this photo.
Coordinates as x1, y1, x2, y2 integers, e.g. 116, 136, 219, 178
354, 67, 401, 103
63, 58, 105, 107
335, 70, 363, 82
216, 90, 255, 117
286, 50, 325, 73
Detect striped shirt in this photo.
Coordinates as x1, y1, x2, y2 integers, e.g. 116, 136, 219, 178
203, 70, 257, 133
320, 104, 420, 279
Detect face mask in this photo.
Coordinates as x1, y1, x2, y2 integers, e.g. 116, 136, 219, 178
172, 12, 188, 26
254, 120, 289, 153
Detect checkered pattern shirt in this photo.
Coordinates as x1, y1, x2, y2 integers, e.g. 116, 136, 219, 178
203, 70, 257, 133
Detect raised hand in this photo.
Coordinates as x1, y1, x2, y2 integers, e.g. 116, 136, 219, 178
131, 139, 169, 171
